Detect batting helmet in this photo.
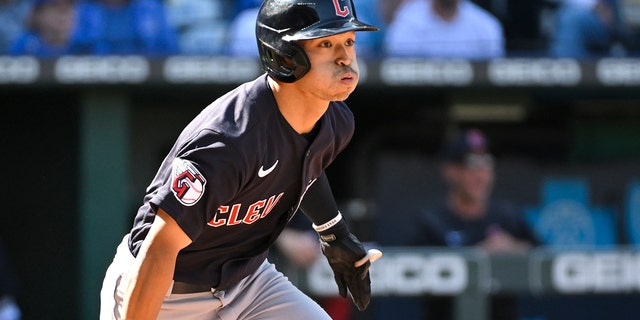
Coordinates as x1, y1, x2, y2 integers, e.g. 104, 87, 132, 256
256, 0, 379, 83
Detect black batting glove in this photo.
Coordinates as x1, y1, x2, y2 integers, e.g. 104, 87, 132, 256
317, 219, 372, 311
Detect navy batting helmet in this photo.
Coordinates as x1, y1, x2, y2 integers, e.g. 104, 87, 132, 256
256, 0, 379, 83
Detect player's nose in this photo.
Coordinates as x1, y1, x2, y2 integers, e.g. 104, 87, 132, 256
335, 47, 354, 66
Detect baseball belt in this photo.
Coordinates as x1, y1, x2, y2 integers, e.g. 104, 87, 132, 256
171, 281, 215, 294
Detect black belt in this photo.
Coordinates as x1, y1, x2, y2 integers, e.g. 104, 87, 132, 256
171, 281, 215, 294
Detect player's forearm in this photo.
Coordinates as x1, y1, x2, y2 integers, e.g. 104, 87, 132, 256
299, 171, 340, 226
123, 246, 177, 319
122, 209, 190, 319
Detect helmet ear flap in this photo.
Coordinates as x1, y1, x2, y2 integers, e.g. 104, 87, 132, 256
257, 38, 310, 83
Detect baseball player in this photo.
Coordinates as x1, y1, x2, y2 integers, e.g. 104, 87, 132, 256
99, 0, 381, 319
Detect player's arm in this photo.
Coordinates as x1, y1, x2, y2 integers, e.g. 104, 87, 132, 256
300, 171, 379, 311
122, 208, 192, 319
300, 171, 341, 224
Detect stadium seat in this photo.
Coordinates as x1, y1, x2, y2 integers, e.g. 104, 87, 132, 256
625, 180, 640, 245
525, 177, 617, 247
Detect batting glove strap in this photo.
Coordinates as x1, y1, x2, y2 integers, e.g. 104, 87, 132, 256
317, 218, 350, 242
312, 212, 343, 232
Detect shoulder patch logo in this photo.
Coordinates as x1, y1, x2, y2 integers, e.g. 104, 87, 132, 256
171, 158, 207, 206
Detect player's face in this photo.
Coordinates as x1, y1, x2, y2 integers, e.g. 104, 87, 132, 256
296, 31, 359, 101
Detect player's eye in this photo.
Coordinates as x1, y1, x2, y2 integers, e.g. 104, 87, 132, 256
345, 39, 355, 47
319, 41, 332, 48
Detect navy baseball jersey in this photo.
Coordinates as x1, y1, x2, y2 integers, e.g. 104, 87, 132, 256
127, 74, 354, 289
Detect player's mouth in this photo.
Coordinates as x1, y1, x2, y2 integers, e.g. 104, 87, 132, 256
339, 69, 358, 84
340, 76, 355, 86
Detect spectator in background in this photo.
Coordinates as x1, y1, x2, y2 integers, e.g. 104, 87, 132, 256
73, 0, 179, 55
231, 0, 260, 16
549, 0, 621, 57
384, 0, 505, 59
10, 0, 78, 56
351, 0, 385, 58
226, 0, 261, 57
379, 0, 404, 26
0, 0, 31, 54
409, 128, 539, 320
0, 241, 20, 320
165, 0, 228, 54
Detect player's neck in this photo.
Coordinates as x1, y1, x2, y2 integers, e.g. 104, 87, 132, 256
268, 77, 329, 134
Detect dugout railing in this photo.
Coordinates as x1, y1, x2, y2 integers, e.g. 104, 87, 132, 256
288, 247, 640, 320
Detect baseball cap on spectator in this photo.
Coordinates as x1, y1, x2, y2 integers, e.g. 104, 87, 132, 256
443, 129, 494, 168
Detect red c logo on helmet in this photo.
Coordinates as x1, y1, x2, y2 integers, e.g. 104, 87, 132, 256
332, 0, 349, 17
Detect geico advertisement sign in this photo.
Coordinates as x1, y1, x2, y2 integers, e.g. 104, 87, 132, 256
308, 253, 469, 296
551, 252, 640, 293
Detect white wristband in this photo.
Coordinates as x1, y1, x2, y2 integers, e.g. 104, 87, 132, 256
312, 212, 343, 232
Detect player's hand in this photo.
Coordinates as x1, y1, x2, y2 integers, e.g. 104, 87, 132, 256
318, 223, 372, 311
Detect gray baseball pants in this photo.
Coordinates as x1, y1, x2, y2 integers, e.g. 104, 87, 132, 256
100, 235, 331, 320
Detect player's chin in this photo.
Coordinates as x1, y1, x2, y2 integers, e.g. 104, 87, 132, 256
336, 81, 358, 97
332, 89, 355, 101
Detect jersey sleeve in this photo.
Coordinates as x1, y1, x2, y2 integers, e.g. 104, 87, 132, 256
149, 130, 247, 240
299, 171, 340, 226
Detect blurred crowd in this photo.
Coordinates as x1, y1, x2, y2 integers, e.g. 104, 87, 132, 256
1, 0, 639, 59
